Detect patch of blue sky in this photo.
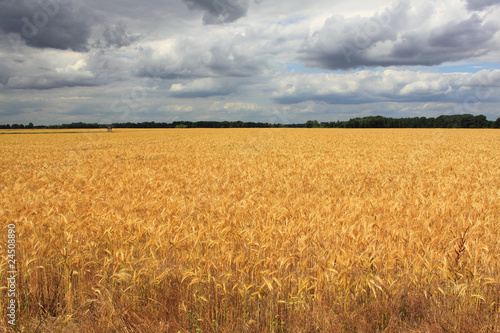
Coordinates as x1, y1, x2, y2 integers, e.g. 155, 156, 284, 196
277, 15, 307, 25
356, 63, 500, 74
281, 62, 500, 75
431, 63, 500, 73
358, 63, 500, 74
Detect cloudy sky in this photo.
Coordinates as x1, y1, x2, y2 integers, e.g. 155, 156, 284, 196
1, 0, 499, 125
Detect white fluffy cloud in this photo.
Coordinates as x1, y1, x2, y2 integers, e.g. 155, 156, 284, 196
271, 69, 500, 104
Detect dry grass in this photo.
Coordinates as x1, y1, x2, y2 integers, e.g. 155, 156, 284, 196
1, 128, 499, 332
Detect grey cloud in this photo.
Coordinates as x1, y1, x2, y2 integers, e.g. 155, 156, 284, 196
429, 14, 496, 49
169, 78, 236, 98
0, 62, 12, 85
96, 22, 141, 48
299, 3, 499, 70
181, 0, 249, 24
134, 40, 210, 80
465, 0, 499, 11
298, 2, 409, 70
0, 0, 92, 52
7, 71, 99, 90
206, 41, 267, 77
390, 14, 497, 64
136, 33, 267, 80
84, 50, 137, 84
0, 46, 105, 90
64, 103, 106, 116
0, 100, 40, 116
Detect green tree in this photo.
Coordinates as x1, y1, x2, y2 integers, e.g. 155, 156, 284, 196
305, 120, 319, 128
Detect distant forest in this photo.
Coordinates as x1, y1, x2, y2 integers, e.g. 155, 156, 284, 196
2, 114, 500, 129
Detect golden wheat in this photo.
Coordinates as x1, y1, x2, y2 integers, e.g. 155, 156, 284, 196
0, 128, 499, 332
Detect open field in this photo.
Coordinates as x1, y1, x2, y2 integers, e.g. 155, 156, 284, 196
1, 128, 499, 332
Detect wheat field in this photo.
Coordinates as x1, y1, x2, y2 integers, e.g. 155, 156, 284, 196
1, 128, 499, 332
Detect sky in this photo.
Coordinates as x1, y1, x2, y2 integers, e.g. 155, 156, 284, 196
0, 0, 499, 125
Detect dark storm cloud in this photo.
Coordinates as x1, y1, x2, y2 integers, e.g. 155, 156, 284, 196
465, 0, 499, 11
0, 0, 92, 52
299, 3, 499, 70
181, 0, 249, 24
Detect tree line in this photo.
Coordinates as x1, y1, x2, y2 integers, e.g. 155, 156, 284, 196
1, 114, 499, 129
307, 114, 500, 128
